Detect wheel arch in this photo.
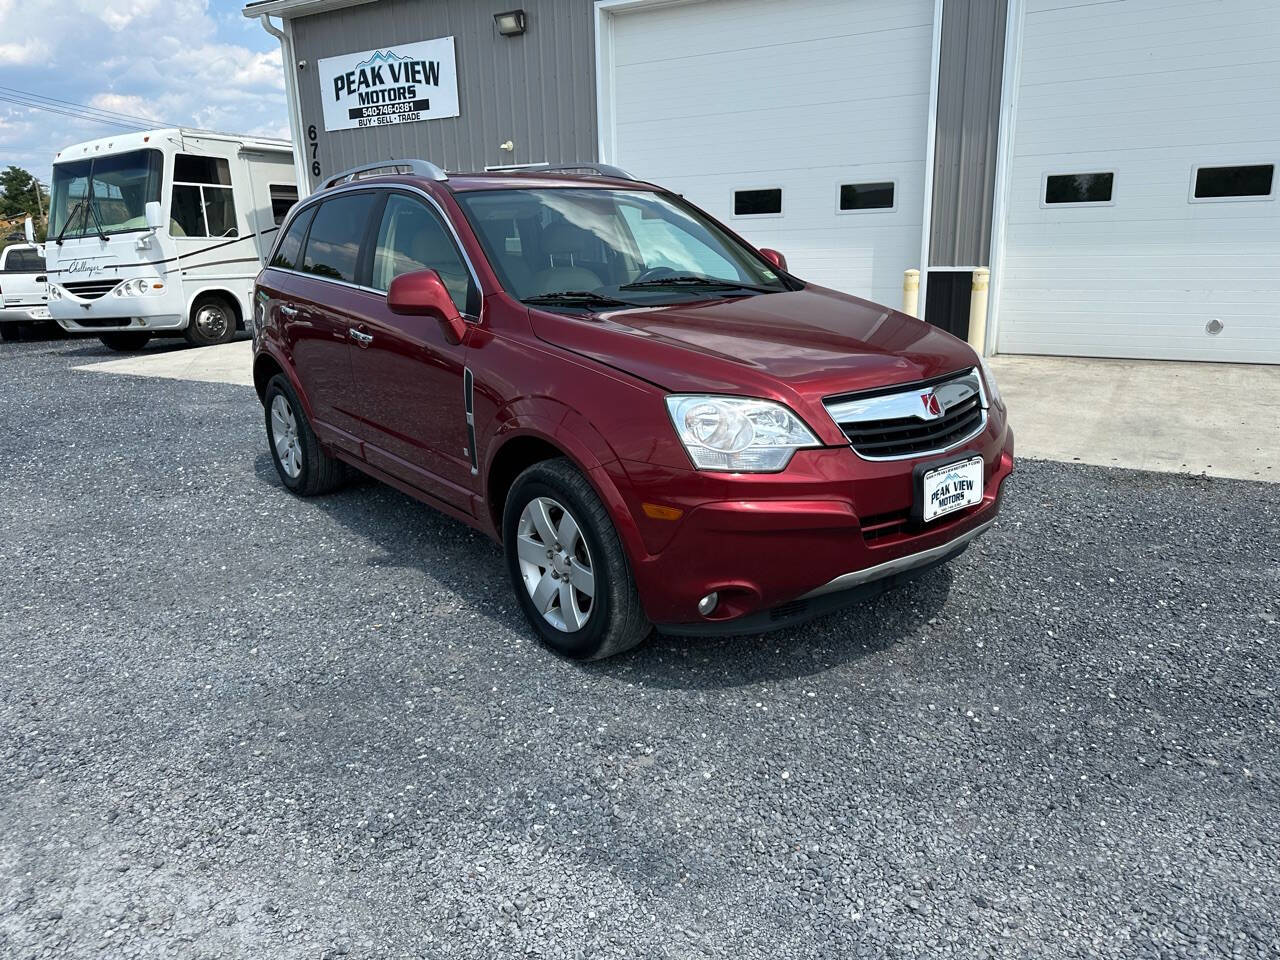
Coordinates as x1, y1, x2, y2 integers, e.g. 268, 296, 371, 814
185, 287, 245, 331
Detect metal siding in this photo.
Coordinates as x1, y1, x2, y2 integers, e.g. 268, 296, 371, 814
289, 0, 597, 189
928, 0, 1007, 267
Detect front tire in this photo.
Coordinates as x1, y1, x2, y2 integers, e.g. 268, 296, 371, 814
184, 294, 238, 347
263, 374, 346, 496
99, 332, 152, 351
503, 458, 651, 660
0, 323, 17, 343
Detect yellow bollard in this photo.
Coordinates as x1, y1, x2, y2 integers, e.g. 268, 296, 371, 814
968, 267, 990, 356
902, 269, 920, 318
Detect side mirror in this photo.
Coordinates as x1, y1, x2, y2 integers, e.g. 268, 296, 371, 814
388, 269, 468, 344
23, 216, 34, 244
145, 201, 164, 231
759, 248, 787, 271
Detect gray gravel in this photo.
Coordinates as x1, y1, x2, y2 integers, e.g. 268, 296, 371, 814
1, 335, 1278, 960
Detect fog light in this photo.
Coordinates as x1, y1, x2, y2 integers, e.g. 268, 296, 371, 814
697, 592, 718, 616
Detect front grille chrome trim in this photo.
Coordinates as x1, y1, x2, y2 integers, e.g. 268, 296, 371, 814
824, 368, 989, 461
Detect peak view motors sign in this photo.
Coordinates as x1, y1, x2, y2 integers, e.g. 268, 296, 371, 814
318, 37, 460, 132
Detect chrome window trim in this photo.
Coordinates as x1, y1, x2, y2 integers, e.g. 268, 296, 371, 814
824, 368, 989, 463
267, 181, 484, 300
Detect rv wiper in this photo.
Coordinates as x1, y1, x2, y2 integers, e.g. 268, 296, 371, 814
522, 291, 635, 308
54, 199, 88, 246
85, 184, 109, 241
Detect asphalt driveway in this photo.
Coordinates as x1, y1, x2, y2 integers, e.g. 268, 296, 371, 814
1, 337, 1277, 959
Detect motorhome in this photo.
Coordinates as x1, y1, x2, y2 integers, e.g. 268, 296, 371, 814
45, 129, 296, 350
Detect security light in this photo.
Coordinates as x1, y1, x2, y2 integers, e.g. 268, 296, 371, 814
494, 9, 527, 36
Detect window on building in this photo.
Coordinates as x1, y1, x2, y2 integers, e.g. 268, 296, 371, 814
1192, 164, 1274, 200
734, 188, 782, 217
301, 193, 377, 283
1044, 172, 1114, 205
839, 181, 895, 211
269, 205, 316, 271
370, 194, 470, 311
270, 184, 299, 224
171, 154, 238, 237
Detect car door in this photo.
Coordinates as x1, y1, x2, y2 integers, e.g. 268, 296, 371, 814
345, 190, 478, 509
279, 192, 380, 450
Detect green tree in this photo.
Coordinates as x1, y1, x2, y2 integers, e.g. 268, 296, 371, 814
0, 166, 50, 239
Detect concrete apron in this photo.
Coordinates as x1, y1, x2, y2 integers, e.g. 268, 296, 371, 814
989, 355, 1278, 483
74, 343, 1278, 483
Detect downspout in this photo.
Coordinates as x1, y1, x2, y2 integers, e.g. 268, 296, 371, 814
258, 14, 312, 197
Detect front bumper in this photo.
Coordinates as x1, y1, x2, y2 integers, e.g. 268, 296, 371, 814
616, 413, 1015, 631
50, 285, 184, 333
0, 306, 51, 323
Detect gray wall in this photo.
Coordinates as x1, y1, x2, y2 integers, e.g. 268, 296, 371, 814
928, 0, 1007, 267
290, 0, 598, 190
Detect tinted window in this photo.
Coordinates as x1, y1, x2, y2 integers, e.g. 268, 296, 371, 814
4, 248, 44, 272
1045, 172, 1114, 204
270, 184, 298, 224
371, 194, 470, 310
1193, 164, 1274, 199
175, 155, 232, 186
301, 193, 377, 283
170, 184, 204, 237
270, 206, 316, 270
840, 182, 894, 210
734, 188, 782, 216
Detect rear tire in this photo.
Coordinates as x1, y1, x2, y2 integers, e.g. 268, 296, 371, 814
0, 323, 17, 343
184, 294, 238, 347
503, 458, 651, 660
264, 374, 346, 496
99, 332, 152, 351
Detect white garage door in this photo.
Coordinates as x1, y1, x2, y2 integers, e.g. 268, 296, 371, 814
602, 0, 935, 310
997, 0, 1280, 363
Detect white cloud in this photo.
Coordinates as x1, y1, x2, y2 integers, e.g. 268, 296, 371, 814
0, 0, 289, 178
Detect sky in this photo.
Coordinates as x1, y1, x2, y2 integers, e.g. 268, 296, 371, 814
0, 0, 289, 184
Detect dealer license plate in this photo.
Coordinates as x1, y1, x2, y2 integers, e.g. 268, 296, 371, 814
921, 457, 984, 523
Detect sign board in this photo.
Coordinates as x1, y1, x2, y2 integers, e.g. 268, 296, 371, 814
318, 37, 460, 132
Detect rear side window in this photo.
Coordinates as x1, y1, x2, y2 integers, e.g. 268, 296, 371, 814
301, 193, 377, 283
4, 248, 44, 272
270, 205, 316, 271
270, 184, 298, 224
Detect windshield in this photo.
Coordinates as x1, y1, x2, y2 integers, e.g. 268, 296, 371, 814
456, 187, 793, 306
49, 149, 163, 240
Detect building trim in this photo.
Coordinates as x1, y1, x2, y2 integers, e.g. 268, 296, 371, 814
916, 0, 946, 323
256, 15, 312, 197
241, 0, 375, 20
984, 0, 1025, 357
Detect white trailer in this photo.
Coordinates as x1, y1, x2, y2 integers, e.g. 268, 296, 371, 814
45, 128, 296, 350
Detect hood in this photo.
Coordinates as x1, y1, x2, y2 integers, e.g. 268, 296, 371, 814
528, 285, 978, 408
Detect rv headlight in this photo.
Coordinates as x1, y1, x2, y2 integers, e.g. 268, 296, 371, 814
48, 285, 63, 301
113, 278, 164, 297
665, 395, 818, 472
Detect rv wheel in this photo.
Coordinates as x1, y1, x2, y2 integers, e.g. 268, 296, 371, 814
185, 294, 238, 347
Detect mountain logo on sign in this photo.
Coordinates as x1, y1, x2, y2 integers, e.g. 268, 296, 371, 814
355, 49, 408, 69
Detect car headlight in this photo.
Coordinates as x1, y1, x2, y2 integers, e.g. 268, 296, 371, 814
976, 356, 1003, 407
666, 395, 818, 472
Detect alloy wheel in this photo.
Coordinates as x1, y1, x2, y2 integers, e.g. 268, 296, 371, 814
270, 394, 302, 479
516, 496, 596, 632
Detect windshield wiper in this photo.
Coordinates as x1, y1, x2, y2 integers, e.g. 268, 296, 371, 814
523, 291, 635, 308
619, 275, 777, 294
54, 199, 88, 246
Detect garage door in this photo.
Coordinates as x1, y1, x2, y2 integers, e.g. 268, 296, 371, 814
602, 0, 936, 310
997, 0, 1280, 363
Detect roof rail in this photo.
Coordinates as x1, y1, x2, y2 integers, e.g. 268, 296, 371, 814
324, 159, 447, 189
535, 162, 638, 181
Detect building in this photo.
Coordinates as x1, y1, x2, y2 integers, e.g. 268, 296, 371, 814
244, 0, 1280, 364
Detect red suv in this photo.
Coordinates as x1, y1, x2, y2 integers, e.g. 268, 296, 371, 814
252, 160, 1013, 659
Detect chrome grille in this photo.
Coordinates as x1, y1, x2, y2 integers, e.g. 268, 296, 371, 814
62, 280, 119, 301
824, 368, 987, 460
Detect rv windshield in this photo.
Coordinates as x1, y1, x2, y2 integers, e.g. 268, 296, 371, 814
49, 149, 163, 240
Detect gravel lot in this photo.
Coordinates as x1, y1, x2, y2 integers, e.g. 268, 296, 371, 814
1, 336, 1277, 959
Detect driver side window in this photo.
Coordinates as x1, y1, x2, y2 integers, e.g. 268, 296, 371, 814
370, 194, 470, 312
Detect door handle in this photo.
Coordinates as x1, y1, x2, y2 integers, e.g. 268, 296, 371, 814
279, 303, 298, 318
349, 328, 374, 346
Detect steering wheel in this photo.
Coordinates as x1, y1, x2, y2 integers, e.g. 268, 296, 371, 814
631, 265, 679, 283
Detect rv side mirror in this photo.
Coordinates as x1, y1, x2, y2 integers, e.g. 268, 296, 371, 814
759, 248, 788, 272
145, 201, 164, 231
23, 216, 34, 244
387, 269, 468, 345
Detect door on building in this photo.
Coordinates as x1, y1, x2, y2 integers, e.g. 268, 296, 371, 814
996, 0, 1280, 363
600, 0, 937, 310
